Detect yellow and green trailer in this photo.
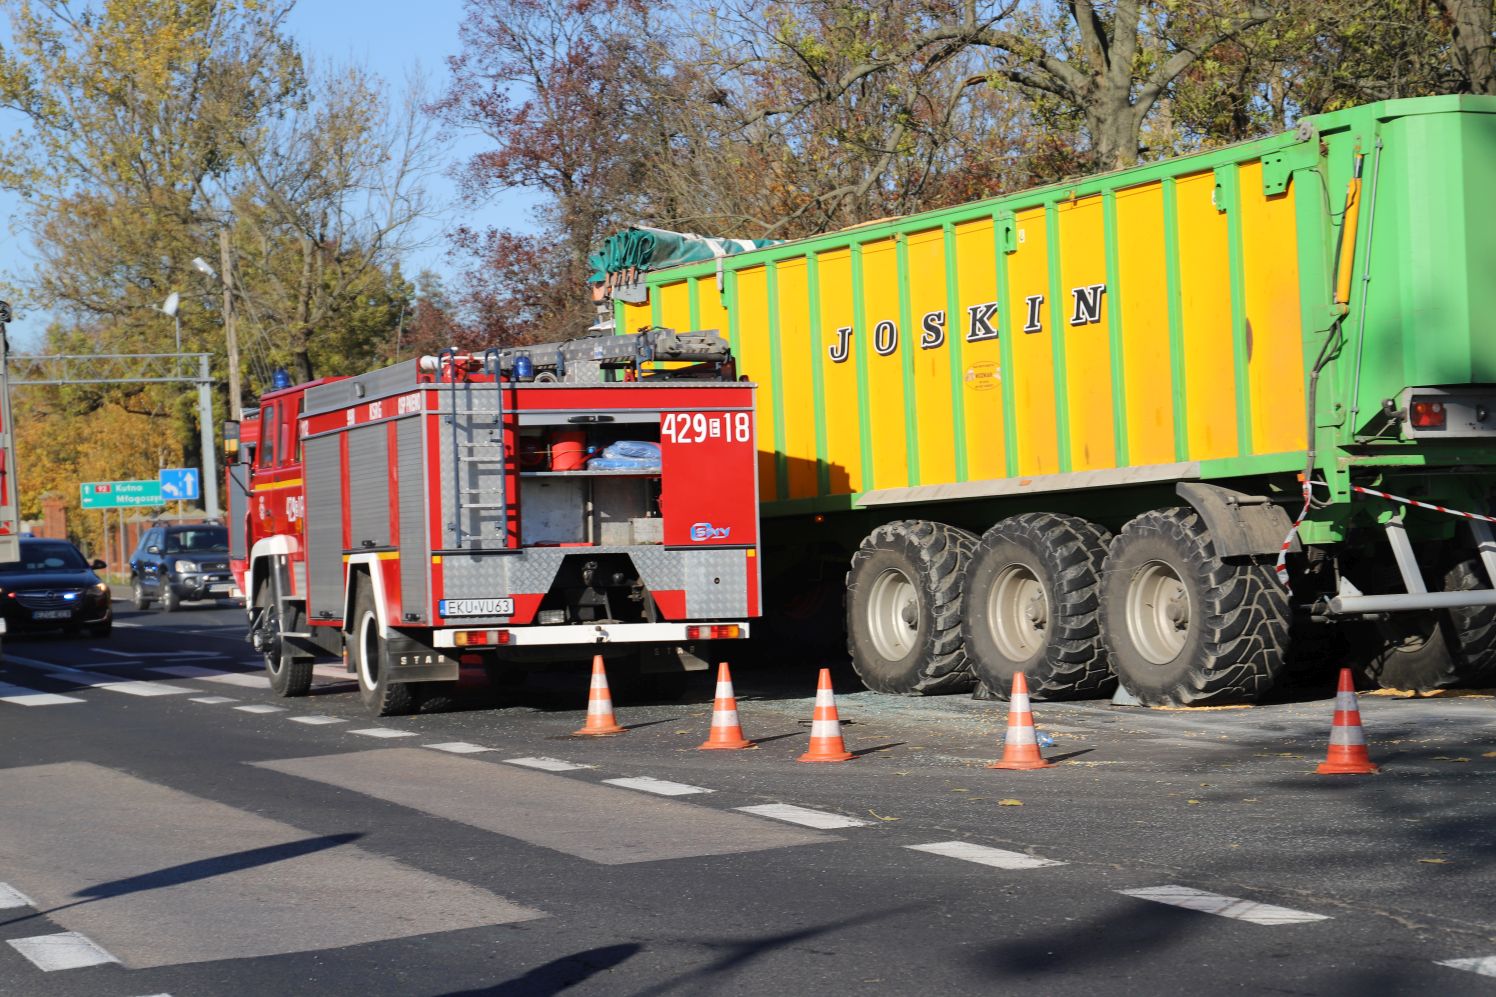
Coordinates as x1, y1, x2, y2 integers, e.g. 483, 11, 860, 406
613, 95, 1496, 705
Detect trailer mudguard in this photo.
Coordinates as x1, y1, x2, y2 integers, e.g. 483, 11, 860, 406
1175, 482, 1297, 559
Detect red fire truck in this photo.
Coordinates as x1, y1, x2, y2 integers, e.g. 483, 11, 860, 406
225, 329, 760, 715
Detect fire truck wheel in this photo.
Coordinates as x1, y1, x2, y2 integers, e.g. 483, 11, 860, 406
351, 585, 417, 716
255, 585, 312, 698
846, 520, 977, 695
962, 513, 1115, 701
1352, 554, 1496, 692
131, 578, 151, 611
1100, 508, 1289, 706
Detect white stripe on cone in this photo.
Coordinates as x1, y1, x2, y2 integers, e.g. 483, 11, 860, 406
1335, 692, 1359, 711
591, 674, 609, 689
1329, 725, 1367, 746
1005, 725, 1037, 745
810, 718, 842, 738
715, 681, 733, 698
815, 688, 836, 707
712, 710, 741, 728
1011, 692, 1031, 712
588, 699, 614, 716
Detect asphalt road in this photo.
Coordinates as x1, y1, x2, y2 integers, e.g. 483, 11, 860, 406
1, 600, 1494, 996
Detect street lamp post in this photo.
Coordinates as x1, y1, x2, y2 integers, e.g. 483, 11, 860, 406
193, 246, 242, 421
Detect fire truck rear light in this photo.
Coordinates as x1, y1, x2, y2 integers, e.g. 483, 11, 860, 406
455, 630, 504, 647
686, 625, 742, 640
537, 609, 567, 625
1410, 399, 1446, 429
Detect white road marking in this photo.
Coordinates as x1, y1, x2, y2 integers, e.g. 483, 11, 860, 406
149, 665, 270, 688
603, 776, 711, 796
3, 656, 193, 697
1118, 885, 1330, 925
313, 664, 353, 681
424, 742, 492, 754
288, 715, 345, 726
0, 682, 85, 707
350, 728, 418, 739
234, 704, 287, 715
735, 804, 871, 830
92, 649, 209, 659
7, 931, 120, 971
114, 621, 140, 627
0, 882, 35, 909
91, 679, 196, 698
905, 840, 1065, 870
1437, 956, 1496, 978
503, 756, 593, 772
189, 696, 238, 704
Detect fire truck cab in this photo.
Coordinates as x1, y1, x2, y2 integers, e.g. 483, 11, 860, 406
227, 329, 760, 715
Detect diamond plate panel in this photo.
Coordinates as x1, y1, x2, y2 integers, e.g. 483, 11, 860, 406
683, 549, 748, 617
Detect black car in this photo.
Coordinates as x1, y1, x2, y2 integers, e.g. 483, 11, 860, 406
0, 537, 113, 637
129, 524, 234, 611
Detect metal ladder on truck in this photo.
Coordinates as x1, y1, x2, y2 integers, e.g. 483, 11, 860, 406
439, 347, 510, 550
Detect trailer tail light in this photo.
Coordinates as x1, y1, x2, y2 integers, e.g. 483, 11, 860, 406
1410, 399, 1446, 429
686, 625, 742, 640
455, 629, 511, 646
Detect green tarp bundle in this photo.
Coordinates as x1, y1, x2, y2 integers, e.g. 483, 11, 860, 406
589, 227, 780, 284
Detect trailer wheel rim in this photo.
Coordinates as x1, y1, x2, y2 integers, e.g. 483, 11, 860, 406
867, 567, 920, 660
988, 563, 1047, 662
1127, 560, 1190, 665
358, 610, 380, 688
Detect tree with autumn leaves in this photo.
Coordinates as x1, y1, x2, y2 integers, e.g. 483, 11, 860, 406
0, 0, 434, 554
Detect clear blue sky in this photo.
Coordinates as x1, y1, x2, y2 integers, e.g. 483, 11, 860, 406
0, 0, 535, 350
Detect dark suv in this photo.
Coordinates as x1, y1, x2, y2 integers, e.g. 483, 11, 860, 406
129, 525, 234, 611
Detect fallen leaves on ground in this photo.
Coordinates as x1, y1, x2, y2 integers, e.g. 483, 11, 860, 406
998, 798, 1023, 807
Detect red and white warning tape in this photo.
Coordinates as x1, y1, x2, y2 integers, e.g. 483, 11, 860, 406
1348, 485, 1496, 524
1272, 482, 1496, 587
1273, 481, 1315, 587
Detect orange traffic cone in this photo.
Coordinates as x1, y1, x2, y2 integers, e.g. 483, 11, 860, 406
574, 655, 626, 736
1317, 667, 1378, 775
798, 668, 854, 763
988, 672, 1053, 770
699, 662, 753, 750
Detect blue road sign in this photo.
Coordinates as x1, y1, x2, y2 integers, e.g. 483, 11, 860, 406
158, 468, 201, 501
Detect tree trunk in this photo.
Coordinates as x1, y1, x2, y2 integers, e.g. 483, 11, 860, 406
1439, 0, 1496, 95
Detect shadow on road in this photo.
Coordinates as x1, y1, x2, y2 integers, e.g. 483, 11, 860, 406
0, 832, 365, 927
435, 943, 642, 996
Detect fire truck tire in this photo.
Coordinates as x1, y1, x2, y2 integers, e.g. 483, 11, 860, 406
1353, 555, 1496, 692
1100, 508, 1289, 707
351, 586, 417, 716
962, 513, 1114, 701
846, 520, 977, 696
131, 578, 151, 610
255, 586, 312, 698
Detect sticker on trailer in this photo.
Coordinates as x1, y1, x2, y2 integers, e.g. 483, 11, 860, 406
439, 598, 515, 617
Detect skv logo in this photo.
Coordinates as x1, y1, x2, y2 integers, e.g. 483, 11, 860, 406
690, 522, 731, 542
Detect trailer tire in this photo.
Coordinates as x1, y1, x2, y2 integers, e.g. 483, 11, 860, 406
846, 520, 977, 695
1354, 556, 1496, 692
351, 585, 417, 716
963, 513, 1115, 700
1100, 508, 1288, 706
256, 584, 312, 698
